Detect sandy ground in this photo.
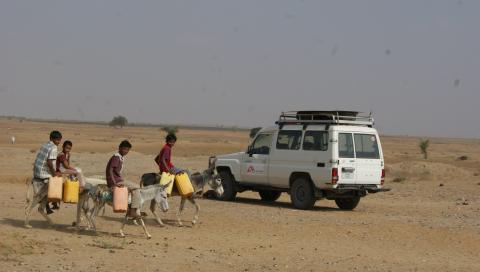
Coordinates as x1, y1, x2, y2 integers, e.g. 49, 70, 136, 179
1, 118, 480, 271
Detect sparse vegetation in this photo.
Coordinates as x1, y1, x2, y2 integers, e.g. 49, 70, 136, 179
419, 139, 430, 159
109, 115, 128, 128
458, 155, 468, 161
162, 126, 179, 135
249, 127, 262, 139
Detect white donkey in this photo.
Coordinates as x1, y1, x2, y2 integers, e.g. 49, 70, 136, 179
139, 158, 224, 227
24, 178, 53, 228
74, 182, 171, 239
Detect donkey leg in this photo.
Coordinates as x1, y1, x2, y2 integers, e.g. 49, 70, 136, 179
150, 201, 165, 227
188, 197, 200, 226
38, 198, 53, 226
138, 218, 152, 239
24, 199, 37, 228
119, 215, 128, 238
176, 198, 187, 227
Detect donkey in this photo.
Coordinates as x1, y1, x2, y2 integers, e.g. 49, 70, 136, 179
24, 178, 53, 228
74, 182, 171, 239
140, 158, 224, 227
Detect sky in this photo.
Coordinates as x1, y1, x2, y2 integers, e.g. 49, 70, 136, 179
0, 0, 479, 138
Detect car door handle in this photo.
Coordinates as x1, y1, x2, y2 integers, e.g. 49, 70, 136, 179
317, 162, 325, 167
342, 167, 355, 173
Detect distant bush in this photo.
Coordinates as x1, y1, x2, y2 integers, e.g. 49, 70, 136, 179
162, 126, 179, 135
419, 139, 429, 159
249, 127, 262, 139
458, 155, 468, 161
109, 116, 128, 128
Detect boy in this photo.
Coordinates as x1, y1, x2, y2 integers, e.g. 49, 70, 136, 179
106, 140, 140, 210
33, 130, 62, 214
56, 140, 86, 192
155, 133, 185, 175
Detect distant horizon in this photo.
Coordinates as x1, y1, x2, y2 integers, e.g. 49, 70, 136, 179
2, 114, 478, 141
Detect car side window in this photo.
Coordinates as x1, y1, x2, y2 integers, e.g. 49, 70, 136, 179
303, 131, 328, 151
276, 130, 302, 150
338, 133, 354, 158
250, 133, 273, 155
354, 134, 380, 159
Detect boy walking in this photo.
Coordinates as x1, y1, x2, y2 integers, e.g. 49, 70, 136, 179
33, 130, 62, 214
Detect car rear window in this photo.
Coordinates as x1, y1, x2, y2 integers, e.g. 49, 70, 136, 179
303, 131, 328, 151
338, 133, 355, 158
276, 130, 302, 150
354, 134, 380, 159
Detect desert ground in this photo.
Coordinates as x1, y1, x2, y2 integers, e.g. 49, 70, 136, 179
0, 117, 479, 272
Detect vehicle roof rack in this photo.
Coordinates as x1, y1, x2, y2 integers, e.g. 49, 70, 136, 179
275, 110, 374, 127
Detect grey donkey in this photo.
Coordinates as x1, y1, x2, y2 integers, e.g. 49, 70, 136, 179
74, 182, 171, 239
24, 178, 54, 228
140, 158, 224, 227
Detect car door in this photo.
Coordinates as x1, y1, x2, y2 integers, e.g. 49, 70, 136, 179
337, 132, 356, 184
240, 133, 273, 184
354, 133, 382, 185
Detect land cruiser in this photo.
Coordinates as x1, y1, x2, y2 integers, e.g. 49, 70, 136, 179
213, 111, 389, 210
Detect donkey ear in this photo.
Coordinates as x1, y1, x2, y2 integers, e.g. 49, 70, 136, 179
161, 180, 172, 189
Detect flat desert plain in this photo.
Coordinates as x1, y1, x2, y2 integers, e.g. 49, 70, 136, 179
0, 118, 479, 272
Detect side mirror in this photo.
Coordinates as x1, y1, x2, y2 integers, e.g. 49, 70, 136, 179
247, 146, 254, 157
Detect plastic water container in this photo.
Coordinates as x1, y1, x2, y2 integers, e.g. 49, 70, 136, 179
63, 178, 79, 203
47, 177, 63, 202
113, 187, 128, 213
160, 172, 175, 196
175, 173, 194, 197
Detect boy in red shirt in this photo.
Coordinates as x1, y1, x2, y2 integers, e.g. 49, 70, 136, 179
155, 134, 185, 174
56, 140, 86, 192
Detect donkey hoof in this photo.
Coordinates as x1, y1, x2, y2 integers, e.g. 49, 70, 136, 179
191, 220, 197, 226
24, 224, 32, 229
147, 235, 152, 240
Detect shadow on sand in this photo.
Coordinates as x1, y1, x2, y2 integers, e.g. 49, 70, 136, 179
205, 196, 340, 211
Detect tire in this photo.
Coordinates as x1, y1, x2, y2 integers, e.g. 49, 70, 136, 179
335, 197, 360, 210
218, 171, 237, 201
290, 177, 316, 210
258, 190, 281, 202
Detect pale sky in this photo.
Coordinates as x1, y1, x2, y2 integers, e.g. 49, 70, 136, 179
0, 0, 479, 138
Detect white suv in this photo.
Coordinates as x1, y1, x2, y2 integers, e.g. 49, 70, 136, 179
213, 111, 389, 210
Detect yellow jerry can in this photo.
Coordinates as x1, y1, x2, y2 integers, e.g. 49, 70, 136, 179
160, 172, 175, 196
63, 178, 79, 203
47, 177, 63, 202
175, 173, 194, 197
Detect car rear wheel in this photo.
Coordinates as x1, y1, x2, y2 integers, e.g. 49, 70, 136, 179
290, 177, 316, 210
258, 190, 281, 202
335, 197, 360, 210
218, 171, 237, 201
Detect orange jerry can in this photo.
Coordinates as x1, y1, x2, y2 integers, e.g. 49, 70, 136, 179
113, 187, 128, 213
47, 177, 63, 202
160, 172, 175, 196
63, 178, 79, 204
175, 173, 194, 197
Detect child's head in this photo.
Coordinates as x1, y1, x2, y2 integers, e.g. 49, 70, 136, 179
165, 133, 177, 147
62, 140, 73, 153
118, 140, 132, 156
49, 131, 62, 146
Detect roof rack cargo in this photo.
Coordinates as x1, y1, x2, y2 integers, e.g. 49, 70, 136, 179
275, 111, 374, 127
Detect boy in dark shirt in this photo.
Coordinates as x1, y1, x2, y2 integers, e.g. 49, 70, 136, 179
106, 140, 140, 209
